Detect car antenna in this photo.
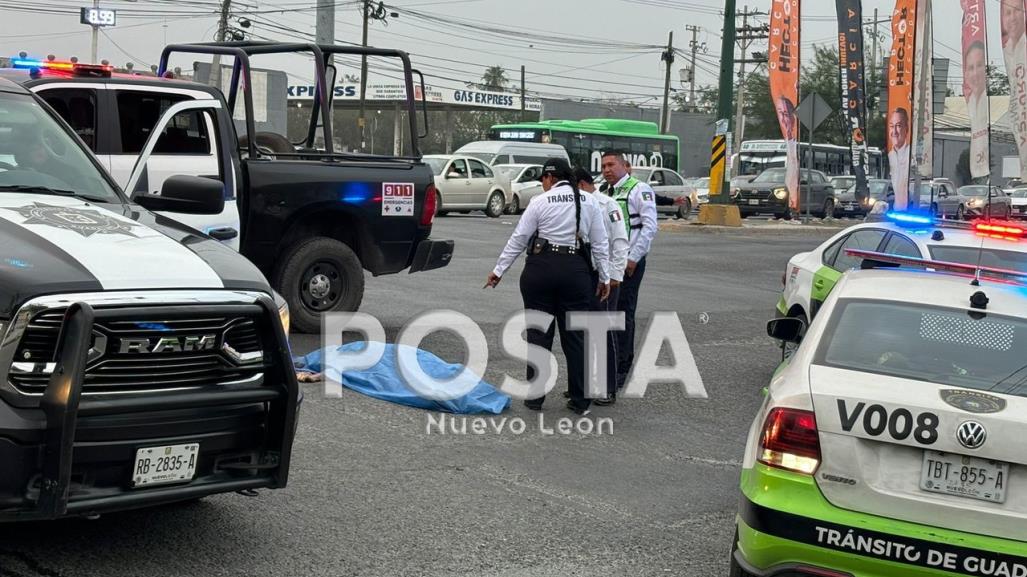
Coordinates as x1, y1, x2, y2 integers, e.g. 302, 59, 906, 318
971, 234, 986, 287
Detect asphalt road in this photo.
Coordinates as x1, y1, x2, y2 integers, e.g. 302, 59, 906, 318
0, 214, 840, 577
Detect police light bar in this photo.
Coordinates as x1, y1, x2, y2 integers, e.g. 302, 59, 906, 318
11, 58, 112, 77
975, 222, 1027, 238
844, 249, 1027, 285
886, 211, 933, 226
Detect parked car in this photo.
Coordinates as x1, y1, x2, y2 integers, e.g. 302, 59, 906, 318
0, 76, 299, 520
834, 178, 892, 217
733, 167, 836, 219
829, 175, 856, 192
1010, 187, 1027, 217
936, 184, 1012, 219
1003, 177, 1024, 195
454, 141, 568, 166
494, 164, 543, 214
632, 166, 697, 218
423, 154, 507, 217
687, 177, 711, 204
3, 45, 452, 333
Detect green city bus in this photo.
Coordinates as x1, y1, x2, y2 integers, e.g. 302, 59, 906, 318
487, 119, 681, 174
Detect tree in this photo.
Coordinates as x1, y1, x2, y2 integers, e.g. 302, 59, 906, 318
798, 45, 847, 146
987, 64, 1010, 96
476, 65, 511, 91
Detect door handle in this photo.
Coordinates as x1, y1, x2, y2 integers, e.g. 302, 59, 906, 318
208, 227, 238, 241
814, 279, 825, 288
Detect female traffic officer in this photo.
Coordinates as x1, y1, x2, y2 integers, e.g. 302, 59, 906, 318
486, 158, 610, 415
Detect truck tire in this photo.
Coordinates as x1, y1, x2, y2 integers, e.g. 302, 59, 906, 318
274, 237, 364, 334
485, 191, 505, 218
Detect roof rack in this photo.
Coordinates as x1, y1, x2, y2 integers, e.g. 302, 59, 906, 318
846, 249, 1027, 285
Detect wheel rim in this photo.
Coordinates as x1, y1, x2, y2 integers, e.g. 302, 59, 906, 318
512, 196, 519, 213
300, 260, 344, 312
489, 194, 503, 214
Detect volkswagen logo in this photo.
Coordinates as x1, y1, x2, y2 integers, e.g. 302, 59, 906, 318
956, 421, 988, 450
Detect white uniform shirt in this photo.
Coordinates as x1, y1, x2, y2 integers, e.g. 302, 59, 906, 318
606, 174, 658, 262
493, 181, 611, 283
590, 191, 629, 282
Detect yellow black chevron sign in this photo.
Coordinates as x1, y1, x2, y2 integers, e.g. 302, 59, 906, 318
709, 135, 727, 195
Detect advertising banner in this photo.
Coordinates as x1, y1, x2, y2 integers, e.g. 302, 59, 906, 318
836, 0, 869, 203
768, 0, 801, 210
888, 0, 917, 210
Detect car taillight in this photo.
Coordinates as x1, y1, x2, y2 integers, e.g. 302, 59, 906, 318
420, 183, 437, 227
758, 407, 821, 475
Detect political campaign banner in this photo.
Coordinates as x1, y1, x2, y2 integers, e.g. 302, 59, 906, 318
1001, 0, 1027, 181
912, 0, 934, 183
836, 0, 869, 203
769, 0, 801, 211
962, 0, 990, 179
887, 0, 917, 210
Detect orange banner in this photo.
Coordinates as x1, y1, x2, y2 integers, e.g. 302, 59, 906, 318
768, 0, 800, 211
888, 0, 916, 210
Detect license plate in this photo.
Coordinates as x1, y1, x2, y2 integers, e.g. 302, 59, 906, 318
132, 443, 199, 488
748, 199, 760, 205
920, 450, 1008, 504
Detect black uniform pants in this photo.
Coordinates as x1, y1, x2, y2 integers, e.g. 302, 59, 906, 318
590, 271, 620, 398
615, 256, 647, 388
520, 251, 592, 411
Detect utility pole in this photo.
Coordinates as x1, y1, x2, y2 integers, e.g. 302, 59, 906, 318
520, 65, 526, 121
685, 25, 702, 110
734, 7, 769, 155
660, 31, 674, 134
710, 0, 737, 204
210, 0, 232, 89
358, 0, 371, 152
90, 0, 99, 63
316, 0, 335, 62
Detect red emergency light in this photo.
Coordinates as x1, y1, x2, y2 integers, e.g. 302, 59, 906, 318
974, 222, 1026, 238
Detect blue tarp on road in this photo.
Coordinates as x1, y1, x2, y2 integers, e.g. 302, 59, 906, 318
295, 342, 511, 415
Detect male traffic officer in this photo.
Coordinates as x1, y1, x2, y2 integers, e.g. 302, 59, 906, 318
600, 150, 658, 392
575, 167, 629, 405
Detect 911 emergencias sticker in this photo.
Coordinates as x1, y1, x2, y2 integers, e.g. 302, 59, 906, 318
382, 183, 415, 216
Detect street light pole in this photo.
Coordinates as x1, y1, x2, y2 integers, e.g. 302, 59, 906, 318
90, 0, 99, 63
358, 0, 370, 152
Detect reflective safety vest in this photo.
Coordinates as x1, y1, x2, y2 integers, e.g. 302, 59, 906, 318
609, 176, 643, 235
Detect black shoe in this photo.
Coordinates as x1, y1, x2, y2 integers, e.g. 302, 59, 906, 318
523, 400, 543, 411
562, 390, 571, 398
566, 400, 591, 416
594, 394, 616, 406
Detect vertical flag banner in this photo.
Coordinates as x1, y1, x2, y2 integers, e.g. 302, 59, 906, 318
835, 0, 869, 204
1001, 0, 1027, 181
769, 0, 801, 211
912, 0, 934, 183
888, 0, 917, 210
962, 0, 990, 179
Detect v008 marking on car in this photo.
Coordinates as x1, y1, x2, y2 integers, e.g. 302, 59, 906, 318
837, 400, 940, 445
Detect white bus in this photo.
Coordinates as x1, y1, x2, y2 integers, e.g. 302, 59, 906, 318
733, 140, 885, 179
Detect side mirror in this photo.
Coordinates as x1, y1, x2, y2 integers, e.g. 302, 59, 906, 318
134, 175, 225, 215
767, 317, 806, 344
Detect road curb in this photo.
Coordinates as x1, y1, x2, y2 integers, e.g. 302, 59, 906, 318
661, 220, 852, 235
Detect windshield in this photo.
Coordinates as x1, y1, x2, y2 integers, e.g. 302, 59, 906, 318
928, 246, 1027, 273
0, 93, 120, 202
868, 180, 889, 197
752, 168, 786, 183
818, 300, 1027, 395
696, 178, 709, 187
1011, 189, 1027, 198
424, 157, 448, 175
496, 166, 520, 179
462, 152, 496, 164
960, 186, 989, 197
632, 168, 652, 181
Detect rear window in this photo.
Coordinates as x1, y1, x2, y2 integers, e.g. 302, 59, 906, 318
928, 246, 1027, 273
818, 300, 1027, 395
424, 157, 447, 175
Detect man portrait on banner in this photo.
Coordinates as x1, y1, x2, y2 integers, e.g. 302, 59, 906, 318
888, 107, 911, 207
964, 40, 990, 178
775, 95, 800, 211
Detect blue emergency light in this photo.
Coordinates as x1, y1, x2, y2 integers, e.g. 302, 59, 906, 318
886, 211, 934, 226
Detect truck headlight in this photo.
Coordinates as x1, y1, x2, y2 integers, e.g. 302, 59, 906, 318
273, 290, 290, 335
773, 187, 788, 200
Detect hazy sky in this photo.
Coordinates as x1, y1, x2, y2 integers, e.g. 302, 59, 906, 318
0, 1, 1008, 103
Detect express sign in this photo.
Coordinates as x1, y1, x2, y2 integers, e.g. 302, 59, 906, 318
286, 80, 541, 111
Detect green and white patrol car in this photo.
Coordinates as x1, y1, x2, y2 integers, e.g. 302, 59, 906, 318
734, 254, 1027, 577
777, 214, 1027, 323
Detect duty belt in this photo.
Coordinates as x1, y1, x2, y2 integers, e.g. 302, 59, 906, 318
530, 238, 577, 255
